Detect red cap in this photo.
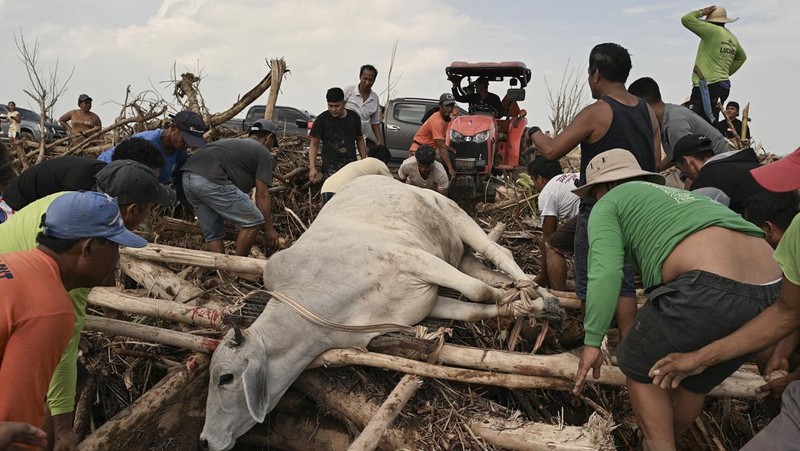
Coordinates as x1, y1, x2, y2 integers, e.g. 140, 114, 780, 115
751, 147, 800, 192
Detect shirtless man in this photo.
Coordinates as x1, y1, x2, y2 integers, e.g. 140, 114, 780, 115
58, 94, 101, 137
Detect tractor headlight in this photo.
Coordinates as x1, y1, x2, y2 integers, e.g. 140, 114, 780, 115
450, 130, 465, 142
473, 130, 490, 143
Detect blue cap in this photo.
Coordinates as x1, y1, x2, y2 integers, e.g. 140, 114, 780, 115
43, 192, 148, 248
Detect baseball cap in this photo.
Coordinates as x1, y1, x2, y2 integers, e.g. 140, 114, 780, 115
78, 94, 93, 103
726, 101, 740, 110
171, 111, 208, 148
750, 147, 800, 193
672, 134, 714, 162
95, 160, 176, 206
42, 192, 147, 248
249, 119, 278, 136
439, 93, 456, 106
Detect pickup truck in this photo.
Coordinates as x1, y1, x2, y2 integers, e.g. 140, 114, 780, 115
383, 97, 466, 163
241, 105, 314, 139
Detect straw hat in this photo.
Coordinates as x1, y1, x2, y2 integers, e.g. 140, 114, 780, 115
706, 6, 738, 24
572, 149, 665, 199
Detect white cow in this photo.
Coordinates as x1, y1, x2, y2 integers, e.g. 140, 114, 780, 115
200, 175, 562, 451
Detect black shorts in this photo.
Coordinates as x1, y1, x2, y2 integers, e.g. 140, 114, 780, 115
618, 270, 782, 394
547, 216, 578, 255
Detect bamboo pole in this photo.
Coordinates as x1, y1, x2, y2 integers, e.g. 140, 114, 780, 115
347, 375, 423, 451
121, 244, 265, 276
84, 316, 219, 353
88, 287, 227, 329
77, 353, 210, 450
118, 256, 222, 308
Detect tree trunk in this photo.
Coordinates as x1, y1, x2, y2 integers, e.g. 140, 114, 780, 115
77, 353, 210, 450
84, 316, 219, 353
347, 375, 423, 451
87, 287, 228, 329
120, 244, 265, 277
263, 58, 286, 121
118, 256, 220, 308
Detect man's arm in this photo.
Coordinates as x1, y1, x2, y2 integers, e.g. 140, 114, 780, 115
434, 139, 457, 178
535, 216, 559, 287
371, 122, 384, 146
356, 135, 367, 159
58, 111, 72, 130
646, 104, 666, 170
681, 8, 717, 38
254, 178, 278, 248
651, 280, 800, 389
531, 105, 597, 160
436, 164, 450, 195
730, 44, 747, 76
308, 136, 321, 183
451, 83, 469, 102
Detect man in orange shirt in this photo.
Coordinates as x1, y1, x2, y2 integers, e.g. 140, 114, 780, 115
410, 93, 457, 178
0, 191, 146, 444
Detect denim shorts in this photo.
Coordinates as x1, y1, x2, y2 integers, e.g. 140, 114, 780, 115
181, 172, 264, 242
618, 270, 782, 394
574, 200, 636, 300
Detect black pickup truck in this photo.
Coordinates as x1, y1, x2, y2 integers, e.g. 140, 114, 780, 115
235, 105, 315, 139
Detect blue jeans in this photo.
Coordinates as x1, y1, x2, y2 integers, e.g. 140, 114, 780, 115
574, 199, 637, 300
182, 172, 264, 242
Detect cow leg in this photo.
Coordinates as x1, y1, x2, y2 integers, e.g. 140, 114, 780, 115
407, 249, 504, 303
428, 295, 501, 321
458, 250, 513, 287
437, 198, 527, 280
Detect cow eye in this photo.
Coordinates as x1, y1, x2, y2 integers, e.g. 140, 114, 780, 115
219, 374, 234, 386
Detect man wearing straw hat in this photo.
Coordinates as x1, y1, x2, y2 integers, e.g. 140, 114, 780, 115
571, 148, 782, 450
682, 5, 746, 123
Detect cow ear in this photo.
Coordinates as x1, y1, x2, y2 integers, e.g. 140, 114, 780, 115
242, 359, 269, 422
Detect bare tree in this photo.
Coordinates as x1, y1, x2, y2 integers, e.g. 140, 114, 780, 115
544, 59, 587, 136
381, 40, 402, 110
14, 30, 74, 164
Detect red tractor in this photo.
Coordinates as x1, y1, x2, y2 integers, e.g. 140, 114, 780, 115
445, 61, 531, 198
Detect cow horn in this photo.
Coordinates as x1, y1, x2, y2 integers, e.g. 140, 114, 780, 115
223, 316, 246, 347
231, 322, 245, 346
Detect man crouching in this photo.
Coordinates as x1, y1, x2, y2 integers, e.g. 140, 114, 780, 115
571, 149, 782, 450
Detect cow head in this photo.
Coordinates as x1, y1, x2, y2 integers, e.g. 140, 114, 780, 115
200, 322, 270, 451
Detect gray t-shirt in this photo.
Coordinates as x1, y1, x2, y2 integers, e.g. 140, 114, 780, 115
180, 138, 274, 191
661, 103, 731, 160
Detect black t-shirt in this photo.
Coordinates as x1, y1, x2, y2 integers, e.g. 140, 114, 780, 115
691, 148, 765, 215
309, 109, 362, 173
3, 156, 107, 210
180, 138, 274, 192
452, 89, 504, 117
714, 118, 750, 139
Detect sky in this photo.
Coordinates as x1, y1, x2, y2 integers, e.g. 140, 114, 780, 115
0, 0, 796, 154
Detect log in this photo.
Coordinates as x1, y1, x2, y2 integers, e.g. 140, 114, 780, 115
119, 256, 220, 308
205, 60, 289, 128
476, 193, 537, 213
467, 415, 612, 450
295, 371, 421, 451
88, 287, 227, 329
84, 316, 219, 353
347, 375, 423, 451
121, 244, 265, 276
263, 58, 286, 121
77, 353, 210, 450
156, 217, 287, 250
58, 107, 167, 155
241, 414, 353, 451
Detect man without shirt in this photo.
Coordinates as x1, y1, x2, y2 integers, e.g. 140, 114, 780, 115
308, 88, 366, 183
527, 158, 580, 291
530, 42, 660, 336
343, 64, 384, 148
58, 94, 102, 137
571, 149, 781, 451
397, 146, 449, 196
181, 119, 280, 256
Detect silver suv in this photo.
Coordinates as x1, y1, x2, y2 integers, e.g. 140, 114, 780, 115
0, 104, 69, 143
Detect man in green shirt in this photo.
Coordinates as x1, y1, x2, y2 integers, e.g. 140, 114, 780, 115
571, 149, 782, 450
682, 5, 746, 123
0, 159, 172, 450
